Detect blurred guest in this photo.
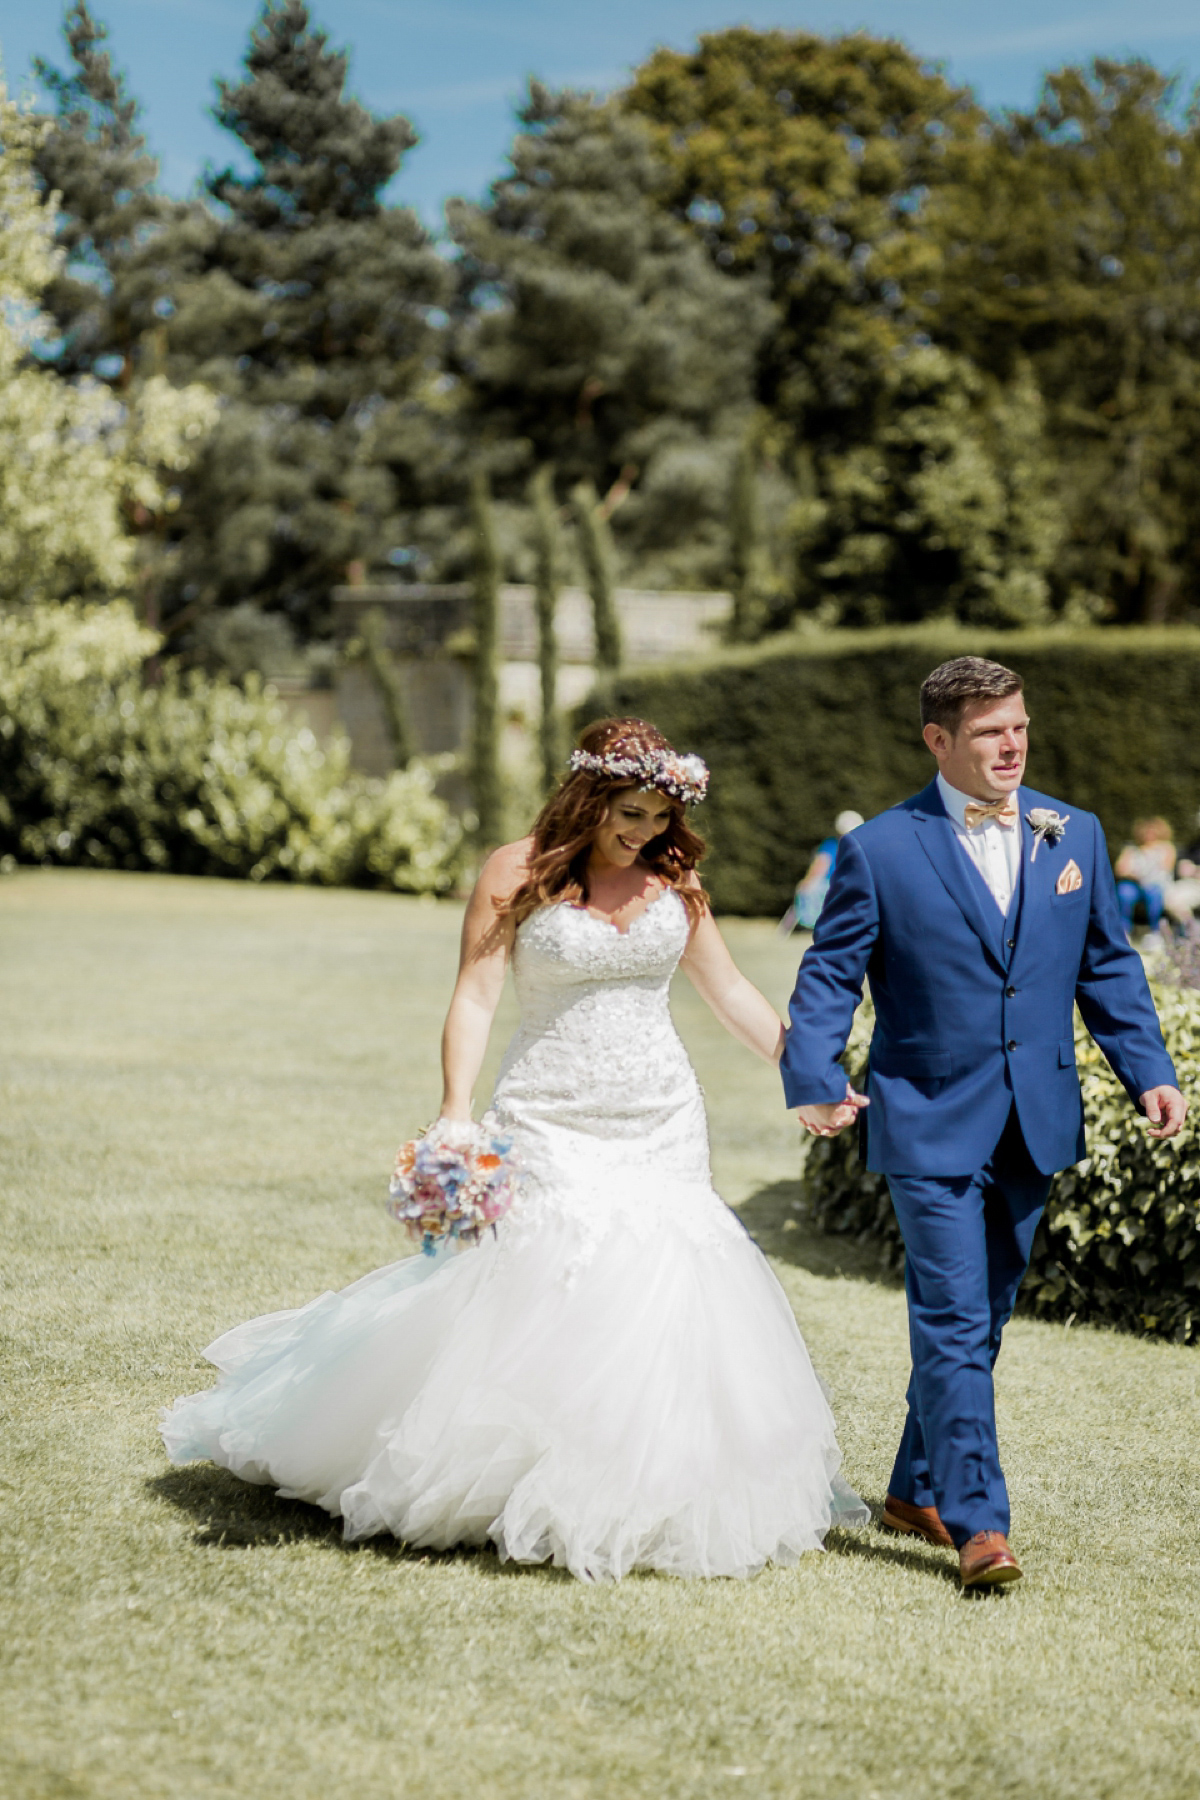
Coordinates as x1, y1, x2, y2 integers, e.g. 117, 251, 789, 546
778, 810, 865, 935
1115, 816, 1176, 935
1164, 807, 1200, 932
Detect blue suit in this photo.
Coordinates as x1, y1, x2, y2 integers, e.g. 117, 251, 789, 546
781, 779, 1176, 1544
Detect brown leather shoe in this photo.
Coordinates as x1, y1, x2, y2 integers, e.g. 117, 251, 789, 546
881, 1493, 954, 1549
959, 1531, 1022, 1588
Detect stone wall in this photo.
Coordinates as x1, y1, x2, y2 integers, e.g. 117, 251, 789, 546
324, 584, 732, 783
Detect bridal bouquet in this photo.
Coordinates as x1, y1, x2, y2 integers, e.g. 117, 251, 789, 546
387, 1117, 522, 1255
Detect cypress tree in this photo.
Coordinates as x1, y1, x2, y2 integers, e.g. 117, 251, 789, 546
32, 2, 172, 381
156, 0, 450, 635
572, 480, 622, 675
470, 470, 503, 849
529, 466, 562, 791
359, 608, 413, 770
728, 435, 766, 641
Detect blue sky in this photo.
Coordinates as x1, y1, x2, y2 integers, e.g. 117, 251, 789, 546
5, 1, 1200, 229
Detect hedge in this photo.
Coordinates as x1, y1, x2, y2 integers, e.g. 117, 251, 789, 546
804, 984, 1200, 1343
582, 625, 1200, 914
0, 600, 466, 891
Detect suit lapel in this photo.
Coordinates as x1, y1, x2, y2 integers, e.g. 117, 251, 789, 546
1012, 787, 1056, 951
911, 780, 1007, 969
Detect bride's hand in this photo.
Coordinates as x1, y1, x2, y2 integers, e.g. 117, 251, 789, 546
794, 1088, 869, 1137
427, 1114, 476, 1147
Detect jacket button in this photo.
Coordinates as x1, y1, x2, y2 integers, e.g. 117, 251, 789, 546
1007, 937, 1015, 948
1007, 1039, 1018, 1051
1006, 984, 1016, 997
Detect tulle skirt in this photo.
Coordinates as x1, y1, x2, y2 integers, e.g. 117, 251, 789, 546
161, 1183, 866, 1582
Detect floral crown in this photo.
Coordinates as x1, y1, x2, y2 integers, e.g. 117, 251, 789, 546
568, 745, 709, 806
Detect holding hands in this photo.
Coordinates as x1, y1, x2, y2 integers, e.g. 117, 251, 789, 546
794, 1084, 870, 1138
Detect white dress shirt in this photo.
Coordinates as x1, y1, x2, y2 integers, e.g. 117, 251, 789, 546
937, 773, 1020, 915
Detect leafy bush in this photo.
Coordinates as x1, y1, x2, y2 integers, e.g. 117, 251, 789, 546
584, 624, 1200, 914
0, 600, 465, 892
804, 988, 1200, 1342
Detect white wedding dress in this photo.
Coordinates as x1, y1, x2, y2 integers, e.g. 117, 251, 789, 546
161, 889, 866, 1580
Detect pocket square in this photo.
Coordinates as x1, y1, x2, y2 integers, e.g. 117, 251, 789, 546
1055, 859, 1083, 895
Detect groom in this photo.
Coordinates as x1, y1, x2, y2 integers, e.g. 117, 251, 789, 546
781, 656, 1186, 1588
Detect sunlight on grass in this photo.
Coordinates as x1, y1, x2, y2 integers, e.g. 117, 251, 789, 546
2, 871, 1198, 1799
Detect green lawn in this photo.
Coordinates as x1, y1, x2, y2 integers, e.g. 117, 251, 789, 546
2, 869, 1198, 1800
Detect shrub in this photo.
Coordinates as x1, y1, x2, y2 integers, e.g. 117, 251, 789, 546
0, 600, 465, 892
804, 987, 1200, 1342
583, 624, 1200, 914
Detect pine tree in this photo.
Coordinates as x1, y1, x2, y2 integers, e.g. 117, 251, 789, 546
32, 2, 169, 381
529, 465, 562, 792
469, 470, 503, 849
572, 480, 622, 674
448, 84, 765, 589
156, 0, 450, 634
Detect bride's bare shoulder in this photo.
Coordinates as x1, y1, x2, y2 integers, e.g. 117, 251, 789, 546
474, 837, 535, 906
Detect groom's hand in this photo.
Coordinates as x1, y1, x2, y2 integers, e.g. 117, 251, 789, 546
794, 1087, 869, 1138
1140, 1085, 1188, 1139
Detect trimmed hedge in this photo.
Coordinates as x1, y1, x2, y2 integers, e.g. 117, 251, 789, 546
804, 986, 1200, 1343
583, 625, 1200, 914
0, 600, 465, 891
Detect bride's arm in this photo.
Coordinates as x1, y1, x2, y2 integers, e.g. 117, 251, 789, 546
439, 842, 528, 1121
679, 900, 786, 1064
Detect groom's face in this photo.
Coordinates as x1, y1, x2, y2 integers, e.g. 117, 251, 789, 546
925, 692, 1029, 800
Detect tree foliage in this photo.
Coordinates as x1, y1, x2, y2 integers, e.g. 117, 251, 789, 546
31, 0, 168, 381
142, 0, 449, 633
930, 59, 1200, 623
625, 29, 983, 435
791, 349, 1063, 628
0, 81, 216, 605
448, 84, 766, 589
625, 33, 1200, 628
19, 14, 1200, 633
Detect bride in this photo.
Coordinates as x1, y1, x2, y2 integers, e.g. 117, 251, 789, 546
161, 717, 866, 1579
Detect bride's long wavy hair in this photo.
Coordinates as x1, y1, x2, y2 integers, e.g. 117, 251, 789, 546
498, 718, 710, 930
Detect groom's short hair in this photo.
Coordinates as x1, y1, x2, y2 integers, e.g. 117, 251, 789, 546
920, 657, 1024, 733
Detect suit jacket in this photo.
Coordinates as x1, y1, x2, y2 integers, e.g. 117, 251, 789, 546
780, 779, 1177, 1176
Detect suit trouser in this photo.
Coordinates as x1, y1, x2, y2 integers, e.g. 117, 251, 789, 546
885, 1107, 1050, 1548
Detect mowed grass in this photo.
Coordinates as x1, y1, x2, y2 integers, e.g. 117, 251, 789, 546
2, 870, 1199, 1800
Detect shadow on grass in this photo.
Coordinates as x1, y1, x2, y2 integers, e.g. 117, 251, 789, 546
826, 1517, 959, 1585
146, 1464, 573, 1580
149, 1469, 980, 1591
736, 1181, 903, 1289
828, 1512, 1019, 1598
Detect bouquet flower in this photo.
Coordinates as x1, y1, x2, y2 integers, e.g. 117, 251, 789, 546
387, 1116, 522, 1255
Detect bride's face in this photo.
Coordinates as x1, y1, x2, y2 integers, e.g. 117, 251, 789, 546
592, 787, 674, 868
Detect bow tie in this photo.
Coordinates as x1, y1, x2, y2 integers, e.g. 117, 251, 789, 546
962, 796, 1019, 831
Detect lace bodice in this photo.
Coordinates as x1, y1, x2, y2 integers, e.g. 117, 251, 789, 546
511, 887, 688, 1022
490, 890, 743, 1273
